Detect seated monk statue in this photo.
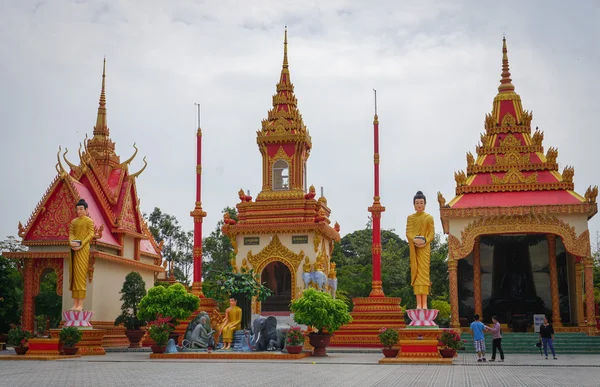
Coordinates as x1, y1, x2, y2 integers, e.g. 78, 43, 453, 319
217, 297, 242, 350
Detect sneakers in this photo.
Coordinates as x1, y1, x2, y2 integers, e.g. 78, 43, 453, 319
482, 358, 487, 362
489, 359, 495, 362
545, 356, 548, 359
477, 359, 483, 362
554, 357, 558, 360
499, 359, 504, 362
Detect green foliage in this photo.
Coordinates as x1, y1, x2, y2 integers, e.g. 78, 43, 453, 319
147, 315, 175, 346
290, 288, 352, 334
114, 272, 147, 330
284, 326, 305, 346
34, 271, 62, 329
0, 256, 23, 333
431, 298, 451, 326
7, 324, 32, 346
209, 269, 273, 302
378, 328, 399, 348
59, 327, 83, 347
137, 283, 199, 325
439, 329, 462, 350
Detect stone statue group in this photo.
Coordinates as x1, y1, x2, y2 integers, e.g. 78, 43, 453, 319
302, 257, 338, 298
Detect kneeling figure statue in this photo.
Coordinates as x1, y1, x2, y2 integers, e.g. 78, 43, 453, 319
182, 311, 215, 349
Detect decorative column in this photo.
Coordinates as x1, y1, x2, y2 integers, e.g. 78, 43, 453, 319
584, 257, 596, 330
575, 259, 585, 328
546, 235, 562, 326
191, 104, 207, 298
473, 237, 482, 317
368, 90, 385, 297
23, 259, 35, 331
448, 258, 460, 329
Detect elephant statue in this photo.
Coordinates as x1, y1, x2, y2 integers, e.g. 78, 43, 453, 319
328, 277, 338, 299
182, 312, 215, 349
302, 271, 312, 289
310, 270, 327, 291
250, 316, 285, 351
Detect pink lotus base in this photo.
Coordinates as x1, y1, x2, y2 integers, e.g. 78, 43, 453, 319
63, 310, 93, 328
406, 309, 438, 327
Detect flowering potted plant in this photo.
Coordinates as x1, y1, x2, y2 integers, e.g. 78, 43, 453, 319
59, 326, 83, 355
7, 324, 32, 355
147, 314, 174, 353
284, 326, 305, 354
378, 328, 399, 357
438, 329, 461, 358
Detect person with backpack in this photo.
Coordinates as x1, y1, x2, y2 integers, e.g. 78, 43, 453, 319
487, 315, 505, 362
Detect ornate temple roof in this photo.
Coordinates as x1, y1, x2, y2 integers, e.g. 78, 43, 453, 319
17, 59, 161, 258
439, 38, 598, 220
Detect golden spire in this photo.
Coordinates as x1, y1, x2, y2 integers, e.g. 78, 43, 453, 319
283, 26, 288, 68
94, 57, 109, 137
497, 37, 515, 94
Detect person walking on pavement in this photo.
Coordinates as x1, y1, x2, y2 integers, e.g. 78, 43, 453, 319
487, 315, 505, 362
470, 314, 488, 362
539, 316, 557, 360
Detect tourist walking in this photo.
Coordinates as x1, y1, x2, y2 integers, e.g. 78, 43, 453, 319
539, 316, 557, 360
487, 315, 504, 362
470, 314, 488, 362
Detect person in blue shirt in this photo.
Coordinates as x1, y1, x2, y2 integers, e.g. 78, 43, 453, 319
470, 314, 488, 362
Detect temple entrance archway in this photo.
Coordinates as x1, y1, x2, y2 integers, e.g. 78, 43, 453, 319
260, 261, 291, 312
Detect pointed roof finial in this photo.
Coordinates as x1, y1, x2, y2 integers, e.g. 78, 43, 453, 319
498, 37, 515, 94
283, 26, 288, 68
94, 57, 109, 136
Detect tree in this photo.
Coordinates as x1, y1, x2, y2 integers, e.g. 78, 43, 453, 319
114, 272, 147, 330
0, 237, 26, 333
34, 271, 62, 329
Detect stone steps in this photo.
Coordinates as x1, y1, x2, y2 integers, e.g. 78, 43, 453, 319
460, 332, 600, 354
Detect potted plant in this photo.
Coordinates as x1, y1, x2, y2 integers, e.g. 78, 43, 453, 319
207, 269, 273, 330
138, 283, 199, 343
7, 324, 32, 355
114, 272, 147, 348
284, 326, 305, 354
147, 314, 174, 353
59, 326, 83, 355
378, 328, 399, 357
290, 288, 352, 357
438, 329, 461, 358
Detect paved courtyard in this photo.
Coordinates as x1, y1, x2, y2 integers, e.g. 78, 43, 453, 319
1, 351, 599, 387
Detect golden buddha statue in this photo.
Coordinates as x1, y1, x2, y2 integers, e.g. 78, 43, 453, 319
328, 262, 337, 280
217, 298, 242, 350
405, 191, 435, 309
230, 258, 238, 274
68, 199, 96, 311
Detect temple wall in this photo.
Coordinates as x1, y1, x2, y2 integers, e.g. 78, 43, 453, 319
122, 235, 135, 259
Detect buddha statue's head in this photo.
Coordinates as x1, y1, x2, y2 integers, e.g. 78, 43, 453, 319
75, 198, 89, 217
413, 191, 426, 213
229, 298, 237, 307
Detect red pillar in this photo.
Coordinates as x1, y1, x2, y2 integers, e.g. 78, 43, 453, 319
368, 90, 385, 297
22, 259, 35, 331
190, 107, 207, 297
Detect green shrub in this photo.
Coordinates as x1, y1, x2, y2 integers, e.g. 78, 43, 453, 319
59, 327, 83, 347
290, 288, 352, 334
137, 283, 199, 325
114, 272, 147, 330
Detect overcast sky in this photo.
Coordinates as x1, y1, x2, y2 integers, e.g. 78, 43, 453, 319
1, 0, 599, 250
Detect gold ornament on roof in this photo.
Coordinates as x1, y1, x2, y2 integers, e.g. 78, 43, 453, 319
532, 128, 544, 146
561, 166, 574, 183
521, 110, 533, 127
485, 113, 497, 129
546, 147, 558, 164
499, 134, 521, 148
490, 168, 538, 185
480, 133, 491, 147
454, 170, 467, 186
496, 149, 530, 165
584, 186, 598, 203
466, 152, 475, 167
437, 192, 447, 208
501, 113, 517, 127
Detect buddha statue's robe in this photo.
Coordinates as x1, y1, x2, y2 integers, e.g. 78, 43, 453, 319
68, 216, 95, 299
405, 211, 435, 296
219, 305, 242, 343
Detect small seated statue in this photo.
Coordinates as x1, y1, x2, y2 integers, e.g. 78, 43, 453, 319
183, 311, 215, 349
217, 298, 242, 350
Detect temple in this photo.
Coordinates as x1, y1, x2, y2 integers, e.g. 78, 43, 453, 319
222, 29, 340, 314
438, 38, 598, 333
4, 59, 164, 344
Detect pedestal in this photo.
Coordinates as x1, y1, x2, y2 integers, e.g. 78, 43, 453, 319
50, 328, 106, 356
232, 330, 245, 351
406, 309, 438, 328
63, 310, 93, 329
331, 297, 405, 347
26, 338, 60, 356
379, 328, 452, 364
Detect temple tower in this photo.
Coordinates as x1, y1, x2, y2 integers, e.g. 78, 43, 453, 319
438, 38, 598, 333
222, 29, 340, 314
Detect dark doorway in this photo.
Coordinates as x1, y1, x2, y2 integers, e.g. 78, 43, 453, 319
260, 261, 291, 312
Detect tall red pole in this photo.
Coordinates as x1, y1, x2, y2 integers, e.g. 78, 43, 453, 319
191, 103, 207, 298
369, 90, 385, 297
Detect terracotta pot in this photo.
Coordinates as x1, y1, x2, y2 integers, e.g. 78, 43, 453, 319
382, 348, 399, 358
150, 345, 166, 354
13, 346, 28, 355
308, 333, 332, 357
439, 348, 456, 358
63, 346, 79, 355
286, 345, 303, 354
125, 329, 146, 348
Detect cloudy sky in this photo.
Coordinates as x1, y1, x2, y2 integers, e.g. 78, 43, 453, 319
1, 0, 599, 250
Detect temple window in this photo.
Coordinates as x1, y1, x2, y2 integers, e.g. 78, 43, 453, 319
272, 159, 289, 190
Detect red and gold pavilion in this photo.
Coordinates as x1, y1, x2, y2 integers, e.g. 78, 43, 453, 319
221, 29, 340, 314
438, 38, 598, 333
4, 60, 164, 346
